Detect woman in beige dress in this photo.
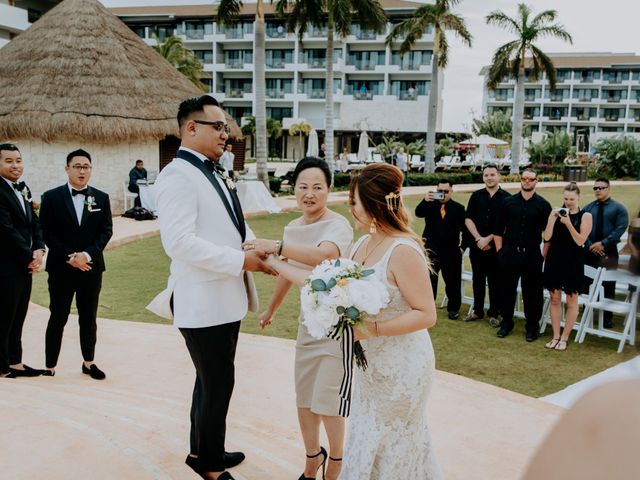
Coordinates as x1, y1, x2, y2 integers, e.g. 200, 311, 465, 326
243, 157, 353, 480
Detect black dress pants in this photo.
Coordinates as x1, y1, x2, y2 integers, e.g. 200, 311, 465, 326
430, 249, 462, 313
180, 321, 241, 472
45, 270, 102, 368
128, 184, 141, 208
499, 249, 544, 334
469, 248, 501, 318
0, 273, 32, 373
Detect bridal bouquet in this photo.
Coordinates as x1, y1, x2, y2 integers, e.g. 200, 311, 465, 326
301, 258, 390, 415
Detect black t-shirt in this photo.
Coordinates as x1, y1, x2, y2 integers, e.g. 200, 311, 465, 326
466, 187, 511, 237
493, 192, 552, 248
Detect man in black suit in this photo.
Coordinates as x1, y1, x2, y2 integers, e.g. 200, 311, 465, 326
0, 143, 46, 378
39, 149, 113, 379
128, 159, 147, 208
415, 179, 467, 319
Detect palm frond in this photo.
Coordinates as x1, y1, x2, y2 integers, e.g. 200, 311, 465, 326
350, 0, 387, 33
439, 12, 472, 47
435, 30, 449, 67
530, 9, 557, 28
486, 10, 521, 35
535, 25, 573, 44
217, 0, 243, 26
530, 45, 557, 88
331, 0, 353, 37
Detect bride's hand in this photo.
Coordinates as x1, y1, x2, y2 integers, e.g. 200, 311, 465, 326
243, 238, 278, 254
258, 311, 274, 329
353, 323, 373, 341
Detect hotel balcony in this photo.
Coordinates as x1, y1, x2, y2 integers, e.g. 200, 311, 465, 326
353, 91, 374, 100
265, 89, 288, 99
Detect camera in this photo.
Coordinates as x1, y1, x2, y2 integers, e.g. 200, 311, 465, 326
558, 208, 569, 217
431, 191, 445, 200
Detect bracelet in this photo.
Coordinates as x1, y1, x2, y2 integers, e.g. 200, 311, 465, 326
475, 237, 481, 243
277, 239, 284, 256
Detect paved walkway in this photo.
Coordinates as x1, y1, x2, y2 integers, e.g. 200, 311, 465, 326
1, 305, 562, 480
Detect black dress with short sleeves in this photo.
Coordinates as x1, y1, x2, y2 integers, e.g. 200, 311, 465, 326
543, 210, 587, 294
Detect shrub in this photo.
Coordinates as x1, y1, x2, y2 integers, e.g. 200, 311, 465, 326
268, 177, 282, 193
595, 136, 640, 178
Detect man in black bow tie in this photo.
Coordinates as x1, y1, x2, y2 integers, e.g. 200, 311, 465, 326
0, 143, 46, 379
39, 149, 112, 379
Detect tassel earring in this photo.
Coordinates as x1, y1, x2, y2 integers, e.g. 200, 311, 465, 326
369, 219, 377, 234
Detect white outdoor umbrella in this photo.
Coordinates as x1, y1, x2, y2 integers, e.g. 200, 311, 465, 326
459, 134, 508, 146
357, 131, 369, 163
307, 129, 319, 157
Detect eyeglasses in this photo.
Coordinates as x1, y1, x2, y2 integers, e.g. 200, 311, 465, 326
70, 164, 92, 171
593, 186, 608, 191
521, 177, 537, 183
437, 189, 450, 194
194, 120, 231, 135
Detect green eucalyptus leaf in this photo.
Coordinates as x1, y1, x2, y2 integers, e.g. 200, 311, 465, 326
311, 279, 327, 291
326, 277, 337, 289
336, 306, 346, 314
361, 269, 375, 277
345, 306, 360, 320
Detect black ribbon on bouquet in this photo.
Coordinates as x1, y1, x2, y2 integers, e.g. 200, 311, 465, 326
330, 323, 354, 417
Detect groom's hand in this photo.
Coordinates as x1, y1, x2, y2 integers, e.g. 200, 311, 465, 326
243, 250, 277, 276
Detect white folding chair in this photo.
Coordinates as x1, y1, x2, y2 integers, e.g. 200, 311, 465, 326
576, 269, 640, 352
539, 265, 602, 335
123, 180, 138, 211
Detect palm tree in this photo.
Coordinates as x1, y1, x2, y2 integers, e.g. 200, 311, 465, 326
386, 0, 472, 173
471, 110, 513, 143
486, 3, 572, 173
218, 0, 269, 186
274, 0, 387, 165
153, 35, 208, 91
289, 120, 312, 158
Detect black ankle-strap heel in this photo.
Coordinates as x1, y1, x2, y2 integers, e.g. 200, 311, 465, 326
329, 456, 342, 462
298, 446, 327, 480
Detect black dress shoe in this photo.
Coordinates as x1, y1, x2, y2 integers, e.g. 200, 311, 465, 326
1, 371, 17, 378
185, 456, 236, 480
604, 319, 613, 329
9, 364, 45, 377
526, 331, 538, 342
42, 369, 55, 377
447, 311, 459, 320
82, 363, 106, 380
224, 451, 245, 469
496, 328, 511, 338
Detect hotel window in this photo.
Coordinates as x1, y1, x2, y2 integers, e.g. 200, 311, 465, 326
266, 22, 287, 38
266, 79, 293, 98
194, 50, 214, 64
602, 108, 624, 121
225, 50, 253, 68
543, 106, 567, 120
571, 107, 597, 120
390, 80, 429, 99
524, 88, 541, 101
545, 88, 569, 101
185, 21, 212, 40
555, 69, 572, 82
572, 89, 598, 101
391, 50, 432, 70
489, 88, 513, 101
347, 51, 385, 70
266, 50, 294, 68
576, 69, 600, 82
523, 107, 540, 119
150, 25, 175, 42
267, 107, 293, 121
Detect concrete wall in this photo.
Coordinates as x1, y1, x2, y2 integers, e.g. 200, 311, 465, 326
14, 140, 159, 214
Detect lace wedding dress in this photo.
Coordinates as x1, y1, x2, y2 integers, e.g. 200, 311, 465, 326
339, 236, 442, 480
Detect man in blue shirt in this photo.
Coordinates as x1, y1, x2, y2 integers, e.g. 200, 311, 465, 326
583, 178, 628, 328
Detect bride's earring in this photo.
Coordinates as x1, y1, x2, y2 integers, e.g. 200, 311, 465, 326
369, 219, 377, 234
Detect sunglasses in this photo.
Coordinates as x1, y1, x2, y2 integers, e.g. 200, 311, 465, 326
437, 189, 450, 193
521, 177, 537, 183
194, 120, 231, 135
593, 186, 608, 191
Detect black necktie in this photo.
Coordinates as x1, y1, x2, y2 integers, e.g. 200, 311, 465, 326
594, 202, 605, 241
13, 181, 26, 192
204, 159, 225, 175
72, 188, 89, 196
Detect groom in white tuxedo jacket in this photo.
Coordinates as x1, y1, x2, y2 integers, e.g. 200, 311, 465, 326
149, 95, 271, 480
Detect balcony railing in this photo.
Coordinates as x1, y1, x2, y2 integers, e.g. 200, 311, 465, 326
353, 91, 373, 100
494, 95, 509, 102
307, 90, 326, 99
225, 60, 245, 69
266, 29, 287, 38
604, 115, 620, 121
308, 59, 326, 68
227, 89, 246, 98
225, 30, 250, 39
308, 27, 328, 37
356, 31, 377, 40
185, 30, 205, 40
575, 114, 591, 121
606, 96, 623, 103
266, 61, 286, 68
548, 114, 563, 120
548, 95, 568, 102
399, 92, 418, 101
266, 89, 286, 99
351, 62, 379, 70
525, 95, 538, 101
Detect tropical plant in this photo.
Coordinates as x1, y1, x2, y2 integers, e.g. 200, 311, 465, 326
386, 0, 472, 173
594, 135, 640, 178
471, 111, 513, 143
526, 130, 574, 165
375, 135, 404, 161
289, 120, 312, 160
485, 3, 572, 174
274, 0, 388, 167
406, 139, 426, 156
434, 136, 455, 161
153, 35, 208, 91
218, 0, 269, 185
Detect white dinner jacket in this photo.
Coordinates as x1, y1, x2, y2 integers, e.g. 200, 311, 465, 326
147, 151, 257, 328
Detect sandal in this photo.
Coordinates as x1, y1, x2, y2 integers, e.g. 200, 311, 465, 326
545, 338, 560, 349
299, 446, 327, 480
555, 339, 568, 351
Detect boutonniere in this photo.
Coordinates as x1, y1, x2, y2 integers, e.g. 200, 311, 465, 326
217, 170, 236, 190
21, 187, 33, 203
84, 195, 101, 212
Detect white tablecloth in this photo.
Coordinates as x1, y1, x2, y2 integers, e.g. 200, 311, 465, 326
235, 181, 281, 214
138, 184, 157, 212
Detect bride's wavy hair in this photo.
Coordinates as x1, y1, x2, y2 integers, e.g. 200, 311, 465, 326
349, 164, 425, 252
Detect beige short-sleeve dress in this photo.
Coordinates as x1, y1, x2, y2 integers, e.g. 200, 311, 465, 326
284, 215, 353, 416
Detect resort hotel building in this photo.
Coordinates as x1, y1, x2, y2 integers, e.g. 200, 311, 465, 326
480, 52, 640, 152
0, 0, 59, 48
109, 1, 441, 158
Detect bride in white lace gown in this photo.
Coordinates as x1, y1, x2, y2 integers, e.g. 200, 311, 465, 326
266, 164, 441, 479
340, 164, 442, 479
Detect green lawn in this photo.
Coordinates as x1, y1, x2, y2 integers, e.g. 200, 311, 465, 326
30, 185, 640, 398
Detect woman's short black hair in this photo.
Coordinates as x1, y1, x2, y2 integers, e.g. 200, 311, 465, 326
292, 157, 331, 187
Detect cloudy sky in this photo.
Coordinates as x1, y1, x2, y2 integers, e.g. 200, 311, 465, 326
103, 0, 639, 132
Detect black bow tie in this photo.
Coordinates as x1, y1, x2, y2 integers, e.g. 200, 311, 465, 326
13, 181, 26, 192
72, 188, 89, 196
204, 159, 225, 175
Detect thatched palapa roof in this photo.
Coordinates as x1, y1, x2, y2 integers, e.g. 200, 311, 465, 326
0, 0, 240, 143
